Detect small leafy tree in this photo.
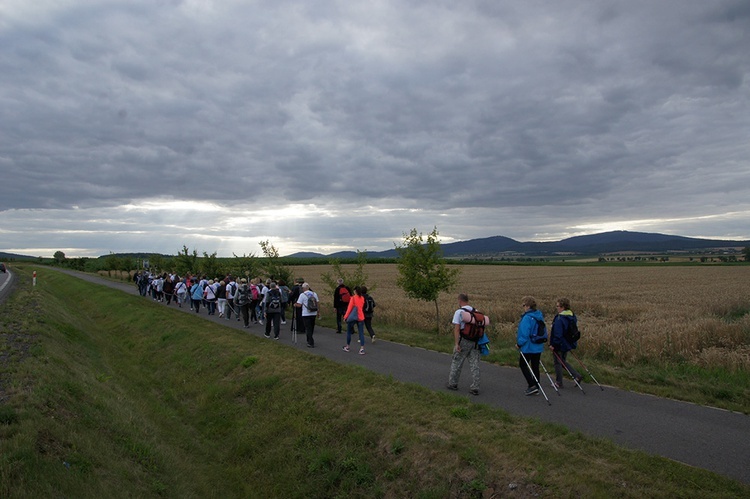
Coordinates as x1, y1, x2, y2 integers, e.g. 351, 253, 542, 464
395, 227, 460, 333
53, 251, 66, 265
259, 240, 292, 284
173, 246, 199, 276
201, 251, 223, 278
743, 247, 750, 262
320, 250, 373, 298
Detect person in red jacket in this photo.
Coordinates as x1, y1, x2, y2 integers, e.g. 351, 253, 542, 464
342, 286, 366, 355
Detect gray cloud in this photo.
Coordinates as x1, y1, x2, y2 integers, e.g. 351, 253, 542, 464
1, 0, 749, 257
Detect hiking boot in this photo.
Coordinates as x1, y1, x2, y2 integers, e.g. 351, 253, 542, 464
264, 334, 271, 338
371, 335, 376, 343
359, 348, 365, 355
554, 382, 563, 389
525, 386, 539, 396
574, 375, 583, 384
469, 388, 479, 396
446, 383, 458, 391
342, 345, 350, 352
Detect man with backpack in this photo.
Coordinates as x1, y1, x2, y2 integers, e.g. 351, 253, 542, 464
549, 297, 583, 389
446, 294, 489, 396
263, 282, 283, 339
333, 278, 352, 334
234, 278, 252, 328
295, 283, 319, 348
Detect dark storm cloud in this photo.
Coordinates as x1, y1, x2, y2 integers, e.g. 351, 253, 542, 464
0, 0, 748, 256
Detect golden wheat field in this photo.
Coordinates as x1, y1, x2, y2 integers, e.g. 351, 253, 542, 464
294, 264, 750, 371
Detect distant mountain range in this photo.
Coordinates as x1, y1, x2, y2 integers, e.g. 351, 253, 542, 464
1, 231, 747, 262
288, 230, 750, 259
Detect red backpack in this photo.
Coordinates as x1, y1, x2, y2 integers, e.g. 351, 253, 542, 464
460, 308, 487, 341
339, 287, 351, 303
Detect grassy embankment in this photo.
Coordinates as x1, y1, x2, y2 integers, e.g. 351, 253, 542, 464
1, 266, 749, 497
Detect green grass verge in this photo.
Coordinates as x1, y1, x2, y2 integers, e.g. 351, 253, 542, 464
0, 267, 747, 497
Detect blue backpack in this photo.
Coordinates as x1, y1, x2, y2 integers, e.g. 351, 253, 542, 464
530, 318, 548, 344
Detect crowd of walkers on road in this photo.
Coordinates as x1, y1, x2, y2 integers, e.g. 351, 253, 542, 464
133, 272, 377, 353
134, 271, 592, 400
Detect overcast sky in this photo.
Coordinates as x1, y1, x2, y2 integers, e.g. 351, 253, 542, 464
1, 1, 749, 258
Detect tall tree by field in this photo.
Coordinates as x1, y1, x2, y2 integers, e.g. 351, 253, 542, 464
744, 247, 750, 262
395, 227, 460, 333
321, 250, 373, 297
259, 240, 292, 285
173, 246, 199, 276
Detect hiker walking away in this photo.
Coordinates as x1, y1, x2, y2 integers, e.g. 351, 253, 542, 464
295, 283, 319, 348
249, 278, 262, 324
163, 275, 175, 305
278, 280, 291, 325
361, 286, 377, 342
225, 277, 237, 320
234, 278, 251, 327
446, 294, 488, 396
517, 296, 545, 396
263, 282, 283, 339
190, 278, 204, 313
549, 297, 583, 388
342, 286, 367, 355
174, 276, 188, 308
203, 280, 218, 315
333, 278, 352, 334
216, 279, 227, 318
290, 278, 306, 336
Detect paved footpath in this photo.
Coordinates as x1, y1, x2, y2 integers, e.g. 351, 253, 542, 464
53, 270, 750, 484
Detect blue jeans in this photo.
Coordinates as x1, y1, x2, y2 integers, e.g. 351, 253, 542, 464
346, 320, 365, 346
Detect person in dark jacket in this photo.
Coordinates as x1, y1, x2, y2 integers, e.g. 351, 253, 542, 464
549, 297, 582, 388
333, 279, 351, 334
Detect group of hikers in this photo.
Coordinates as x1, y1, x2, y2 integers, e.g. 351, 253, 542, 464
133, 272, 377, 353
448, 293, 586, 398
134, 271, 586, 398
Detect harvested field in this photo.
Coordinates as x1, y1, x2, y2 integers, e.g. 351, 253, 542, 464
293, 264, 750, 371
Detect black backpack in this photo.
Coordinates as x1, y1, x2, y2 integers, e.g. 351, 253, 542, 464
564, 318, 581, 343
363, 295, 376, 314
530, 318, 548, 344
266, 290, 282, 312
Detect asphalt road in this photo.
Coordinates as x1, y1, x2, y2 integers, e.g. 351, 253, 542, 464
23, 270, 750, 484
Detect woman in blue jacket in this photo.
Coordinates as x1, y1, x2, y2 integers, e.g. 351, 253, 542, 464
517, 296, 545, 395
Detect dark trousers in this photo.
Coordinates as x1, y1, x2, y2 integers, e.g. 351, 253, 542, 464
335, 306, 347, 333
553, 350, 581, 384
293, 307, 305, 333
364, 316, 375, 337
519, 352, 541, 388
240, 303, 251, 326
303, 315, 316, 346
265, 312, 281, 338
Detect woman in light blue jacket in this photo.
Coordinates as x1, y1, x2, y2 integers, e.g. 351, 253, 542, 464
190, 279, 204, 314
516, 296, 545, 395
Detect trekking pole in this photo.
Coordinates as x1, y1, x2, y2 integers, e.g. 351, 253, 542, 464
291, 312, 297, 344
518, 349, 551, 405
551, 350, 585, 394
539, 358, 561, 396
569, 350, 604, 391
